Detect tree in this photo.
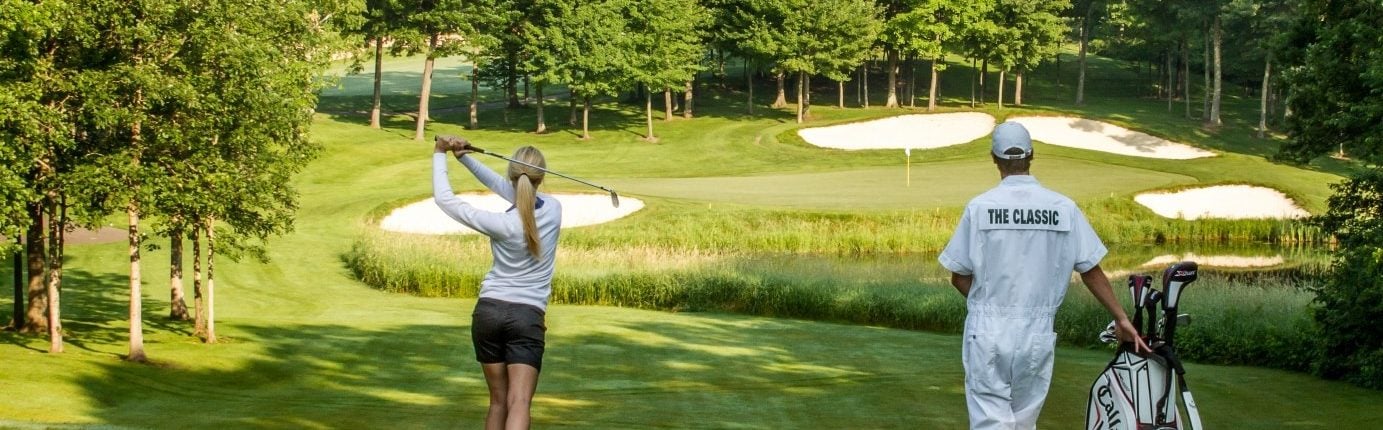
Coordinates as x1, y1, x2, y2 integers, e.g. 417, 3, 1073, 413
394, 0, 470, 141
1277, 0, 1383, 164
345, 0, 404, 129
1069, 0, 1105, 105
1312, 168, 1383, 389
774, 0, 883, 123
545, 0, 631, 140
626, 0, 709, 141
883, 0, 964, 111
719, 0, 791, 113
996, 0, 1067, 106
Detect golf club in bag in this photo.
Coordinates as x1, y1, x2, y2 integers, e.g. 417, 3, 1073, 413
439, 136, 621, 207
1087, 261, 1204, 430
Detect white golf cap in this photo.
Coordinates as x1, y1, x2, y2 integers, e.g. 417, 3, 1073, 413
991, 121, 1033, 159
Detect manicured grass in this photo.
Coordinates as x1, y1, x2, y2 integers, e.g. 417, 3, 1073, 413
1, 48, 1372, 429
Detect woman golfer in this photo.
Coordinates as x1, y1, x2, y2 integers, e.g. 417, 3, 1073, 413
433, 135, 561, 430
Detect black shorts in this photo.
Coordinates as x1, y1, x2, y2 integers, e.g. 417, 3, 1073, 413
472, 298, 547, 371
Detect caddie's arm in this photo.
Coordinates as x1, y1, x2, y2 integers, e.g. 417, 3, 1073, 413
950, 273, 973, 298
1080, 265, 1152, 354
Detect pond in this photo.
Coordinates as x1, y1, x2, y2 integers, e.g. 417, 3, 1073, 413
732, 243, 1329, 290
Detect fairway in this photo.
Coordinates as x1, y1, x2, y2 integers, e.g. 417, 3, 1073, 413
607, 156, 1194, 209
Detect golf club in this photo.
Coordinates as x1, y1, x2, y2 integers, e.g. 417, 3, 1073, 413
440, 137, 621, 208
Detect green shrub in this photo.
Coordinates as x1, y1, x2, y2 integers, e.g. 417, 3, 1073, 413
1311, 169, 1383, 388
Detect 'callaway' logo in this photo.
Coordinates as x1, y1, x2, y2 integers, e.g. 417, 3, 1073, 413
1096, 384, 1123, 428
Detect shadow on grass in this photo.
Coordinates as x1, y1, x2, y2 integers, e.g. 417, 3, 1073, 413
71, 311, 962, 428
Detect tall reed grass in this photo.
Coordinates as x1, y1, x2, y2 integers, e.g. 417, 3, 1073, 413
345, 227, 1322, 372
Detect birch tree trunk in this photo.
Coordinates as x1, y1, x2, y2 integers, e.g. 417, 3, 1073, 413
997, 70, 1005, 108
470, 68, 479, 129
45, 197, 62, 354
414, 34, 439, 140
535, 84, 546, 134
127, 201, 145, 361
205, 218, 216, 344
169, 229, 189, 320
1259, 58, 1271, 138
1209, 15, 1223, 126
838, 81, 845, 108
1015, 72, 1023, 106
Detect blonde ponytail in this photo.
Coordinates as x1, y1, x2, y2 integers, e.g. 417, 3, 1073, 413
507, 146, 546, 258
515, 174, 541, 257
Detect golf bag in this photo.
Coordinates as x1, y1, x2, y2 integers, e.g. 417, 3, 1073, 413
1086, 261, 1204, 430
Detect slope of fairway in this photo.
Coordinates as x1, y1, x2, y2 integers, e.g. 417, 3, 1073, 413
607, 156, 1194, 209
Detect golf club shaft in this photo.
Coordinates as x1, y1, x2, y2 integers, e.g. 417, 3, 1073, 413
465, 146, 616, 194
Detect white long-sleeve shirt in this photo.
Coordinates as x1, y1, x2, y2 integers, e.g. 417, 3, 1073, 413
433, 153, 562, 310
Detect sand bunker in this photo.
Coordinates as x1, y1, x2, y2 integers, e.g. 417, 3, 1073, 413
380, 193, 644, 235
1142, 253, 1285, 268
797, 112, 996, 150
1135, 185, 1310, 220
1008, 116, 1215, 159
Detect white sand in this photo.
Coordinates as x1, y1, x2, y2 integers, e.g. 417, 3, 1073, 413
380, 193, 645, 235
1008, 116, 1216, 159
1142, 253, 1285, 268
1135, 185, 1310, 220
797, 112, 996, 150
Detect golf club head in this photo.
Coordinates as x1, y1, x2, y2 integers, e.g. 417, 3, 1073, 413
610, 191, 620, 208
1128, 274, 1154, 308
1161, 261, 1199, 310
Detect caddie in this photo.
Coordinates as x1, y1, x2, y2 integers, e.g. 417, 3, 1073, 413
938, 121, 1151, 430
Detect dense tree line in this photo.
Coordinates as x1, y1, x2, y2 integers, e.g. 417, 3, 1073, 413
1, 0, 343, 359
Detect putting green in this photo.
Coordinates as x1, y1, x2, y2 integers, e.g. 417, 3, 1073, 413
607, 157, 1196, 210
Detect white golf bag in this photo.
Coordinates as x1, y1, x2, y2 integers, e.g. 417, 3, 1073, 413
1087, 262, 1204, 430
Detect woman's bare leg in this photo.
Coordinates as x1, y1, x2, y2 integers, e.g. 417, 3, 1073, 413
481, 363, 510, 430
505, 363, 540, 429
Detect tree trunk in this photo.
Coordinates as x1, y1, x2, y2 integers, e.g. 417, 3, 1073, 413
127, 202, 145, 361
1015, 72, 1023, 106
645, 87, 656, 141
1209, 15, 1223, 126
1259, 58, 1271, 138
205, 218, 216, 343
414, 34, 439, 141
523, 76, 529, 105
747, 61, 755, 115
856, 65, 864, 106
773, 72, 787, 108
569, 95, 577, 126
1076, 10, 1092, 105
1203, 22, 1210, 120
838, 80, 845, 108
23, 202, 45, 333
582, 96, 591, 140
1183, 38, 1191, 119
507, 56, 521, 108
795, 72, 805, 123
980, 58, 988, 105
998, 70, 1005, 108
803, 73, 811, 117
370, 37, 383, 129
535, 84, 546, 134
470, 68, 480, 129
1055, 53, 1062, 87
128, 85, 146, 362
683, 80, 693, 119
193, 224, 204, 338
45, 196, 62, 354
970, 58, 976, 108
663, 88, 673, 121
10, 237, 20, 330
885, 49, 899, 107
1167, 49, 1174, 112
169, 229, 189, 320
928, 59, 940, 112
863, 64, 870, 108
908, 57, 916, 108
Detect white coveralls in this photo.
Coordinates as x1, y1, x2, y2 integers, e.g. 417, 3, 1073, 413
939, 175, 1107, 430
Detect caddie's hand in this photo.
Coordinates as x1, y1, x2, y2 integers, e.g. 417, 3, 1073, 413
1115, 318, 1152, 354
